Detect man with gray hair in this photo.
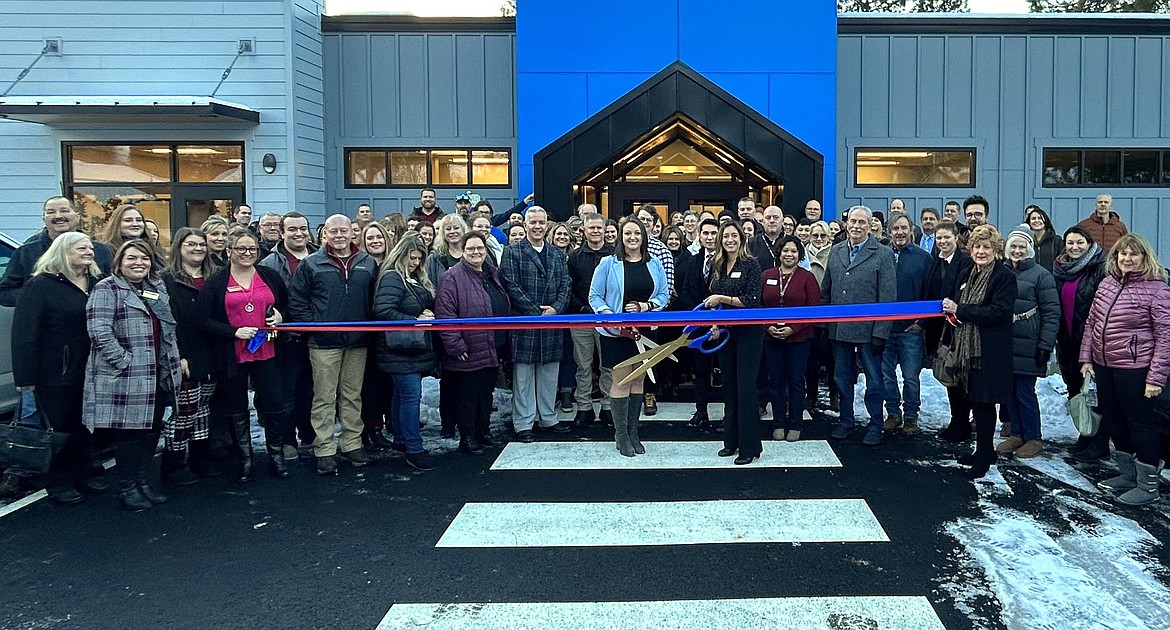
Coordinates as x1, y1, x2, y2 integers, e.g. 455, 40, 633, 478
500, 206, 573, 441
567, 211, 614, 426
289, 214, 380, 474
1075, 193, 1127, 252
821, 205, 897, 447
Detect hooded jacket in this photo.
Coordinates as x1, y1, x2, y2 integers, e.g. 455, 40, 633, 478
1079, 271, 1170, 388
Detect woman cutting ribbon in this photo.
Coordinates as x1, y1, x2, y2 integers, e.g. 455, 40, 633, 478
589, 216, 670, 457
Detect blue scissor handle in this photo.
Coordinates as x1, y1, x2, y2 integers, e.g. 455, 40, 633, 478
685, 303, 730, 354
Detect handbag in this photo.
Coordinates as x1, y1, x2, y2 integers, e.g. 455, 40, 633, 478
1069, 378, 1102, 437
382, 275, 434, 355
933, 345, 960, 388
0, 391, 65, 474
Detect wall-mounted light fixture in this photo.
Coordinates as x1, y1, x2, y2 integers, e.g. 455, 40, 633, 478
262, 153, 276, 174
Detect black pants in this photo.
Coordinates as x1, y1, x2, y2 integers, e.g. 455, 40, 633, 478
1056, 328, 1085, 401
361, 347, 393, 431
972, 401, 996, 456
693, 350, 716, 412
946, 385, 972, 424
721, 326, 764, 458
805, 329, 836, 402
447, 367, 498, 440
101, 392, 169, 485
277, 338, 315, 446
219, 359, 285, 445
36, 384, 95, 491
1096, 364, 1161, 465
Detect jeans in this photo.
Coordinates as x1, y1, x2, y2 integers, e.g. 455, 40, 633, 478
833, 341, 885, 428
571, 327, 611, 410
882, 329, 925, 420
764, 339, 812, 431
1007, 374, 1041, 441
388, 373, 425, 454
513, 362, 559, 431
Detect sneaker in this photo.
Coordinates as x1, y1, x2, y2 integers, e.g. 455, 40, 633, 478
862, 425, 883, 447
901, 418, 920, 436
534, 422, 571, 434
883, 415, 903, 432
995, 436, 1024, 453
340, 449, 369, 467
573, 408, 596, 426
316, 455, 339, 476
559, 391, 574, 413
516, 430, 535, 443
599, 409, 613, 426
786, 430, 802, 442
689, 410, 709, 427
282, 445, 299, 461
643, 393, 658, 416
405, 452, 435, 471
771, 428, 786, 440
830, 421, 854, 440
1014, 440, 1044, 458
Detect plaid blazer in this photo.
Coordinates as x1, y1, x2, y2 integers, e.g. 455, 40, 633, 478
83, 275, 182, 430
499, 242, 571, 364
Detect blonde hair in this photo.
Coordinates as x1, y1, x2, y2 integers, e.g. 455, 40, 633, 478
32, 232, 102, 279
383, 233, 434, 293
967, 224, 1005, 260
431, 214, 469, 258
1107, 233, 1168, 281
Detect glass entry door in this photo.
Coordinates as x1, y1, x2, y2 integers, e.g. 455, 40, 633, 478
171, 185, 244, 242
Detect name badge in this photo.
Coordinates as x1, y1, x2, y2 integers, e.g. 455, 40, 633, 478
226, 286, 243, 293
765, 278, 778, 286
730, 271, 742, 279
141, 290, 160, 300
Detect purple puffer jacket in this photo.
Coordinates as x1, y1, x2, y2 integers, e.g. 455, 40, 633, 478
1079, 271, 1170, 387
435, 259, 509, 372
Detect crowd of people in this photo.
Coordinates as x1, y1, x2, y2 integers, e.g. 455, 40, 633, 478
1, 187, 1167, 510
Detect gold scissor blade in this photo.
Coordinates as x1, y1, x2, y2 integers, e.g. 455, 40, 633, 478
612, 343, 668, 370
617, 340, 688, 386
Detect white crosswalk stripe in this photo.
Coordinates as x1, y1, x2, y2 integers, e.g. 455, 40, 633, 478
490, 440, 841, 470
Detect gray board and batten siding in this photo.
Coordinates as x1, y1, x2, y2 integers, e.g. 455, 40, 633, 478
837, 15, 1170, 257
322, 17, 519, 218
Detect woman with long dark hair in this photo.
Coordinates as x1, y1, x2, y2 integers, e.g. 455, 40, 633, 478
761, 236, 821, 442
1024, 205, 1063, 272
197, 231, 289, 482
707, 222, 764, 465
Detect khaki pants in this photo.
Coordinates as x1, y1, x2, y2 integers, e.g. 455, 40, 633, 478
309, 347, 367, 457
571, 327, 611, 410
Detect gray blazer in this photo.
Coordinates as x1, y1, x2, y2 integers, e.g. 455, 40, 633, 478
820, 236, 898, 343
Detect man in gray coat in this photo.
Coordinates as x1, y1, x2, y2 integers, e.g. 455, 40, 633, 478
821, 205, 897, 447
499, 207, 572, 442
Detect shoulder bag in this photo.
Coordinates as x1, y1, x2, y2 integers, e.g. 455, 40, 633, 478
0, 391, 66, 474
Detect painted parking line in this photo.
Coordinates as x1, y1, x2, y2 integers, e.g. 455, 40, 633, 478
435, 499, 889, 548
377, 596, 944, 629
0, 457, 115, 520
490, 440, 841, 470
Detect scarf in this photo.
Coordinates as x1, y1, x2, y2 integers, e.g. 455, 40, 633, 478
947, 262, 994, 389
1051, 244, 1102, 282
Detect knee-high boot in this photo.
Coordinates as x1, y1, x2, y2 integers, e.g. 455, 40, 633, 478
627, 396, 645, 455
229, 414, 254, 483
260, 411, 289, 479
113, 436, 152, 512
610, 396, 634, 457
136, 432, 168, 504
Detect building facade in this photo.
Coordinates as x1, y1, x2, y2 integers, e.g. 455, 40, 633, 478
1, 2, 1168, 254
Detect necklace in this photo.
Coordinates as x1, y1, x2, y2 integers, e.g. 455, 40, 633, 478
777, 269, 795, 302
233, 271, 256, 312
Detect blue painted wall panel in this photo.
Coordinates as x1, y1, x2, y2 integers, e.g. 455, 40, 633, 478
1080, 38, 1110, 138
1133, 38, 1162, 138
518, 0, 678, 74
679, 0, 835, 75
516, 72, 588, 184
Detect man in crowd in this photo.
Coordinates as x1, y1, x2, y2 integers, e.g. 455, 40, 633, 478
255, 212, 283, 258
918, 207, 940, 255
259, 212, 319, 460
232, 204, 253, 232
881, 214, 932, 436
566, 211, 614, 427
354, 203, 374, 226
0, 196, 113, 307
635, 204, 677, 415
676, 218, 721, 427
804, 199, 823, 222
736, 197, 755, 223
454, 192, 474, 219
1076, 193, 1127, 252
408, 188, 444, 224
500, 207, 572, 442
821, 205, 897, 447
963, 196, 989, 229
748, 205, 785, 270
289, 214, 381, 474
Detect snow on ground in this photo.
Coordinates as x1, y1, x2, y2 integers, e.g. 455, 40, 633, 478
419, 376, 513, 454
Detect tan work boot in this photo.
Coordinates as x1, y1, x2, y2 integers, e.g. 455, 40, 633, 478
1014, 440, 1044, 458
995, 436, 1025, 453
883, 415, 903, 432
901, 418, 920, 435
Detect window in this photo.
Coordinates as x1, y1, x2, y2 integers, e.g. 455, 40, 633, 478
344, 148, 511, 188
854, 149, 975, 187
64, 143, 245, 246
1043, 148, 1170, 187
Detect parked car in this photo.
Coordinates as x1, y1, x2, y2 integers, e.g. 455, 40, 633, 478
0, 232, 20, 419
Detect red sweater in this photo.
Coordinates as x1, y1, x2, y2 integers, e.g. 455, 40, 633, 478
760, 266, 821, 343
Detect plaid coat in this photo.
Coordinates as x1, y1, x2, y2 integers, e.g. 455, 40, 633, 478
83, 275, 182, 430
499, 242, 570, 364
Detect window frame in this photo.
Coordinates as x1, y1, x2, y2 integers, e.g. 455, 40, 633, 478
63, 141, 246, 187
343, 146, 513, 189
853, 147, 977, 188
1041, 147, 1170, 188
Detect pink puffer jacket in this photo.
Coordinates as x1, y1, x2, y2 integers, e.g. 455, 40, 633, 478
1079, 272, 1170, 387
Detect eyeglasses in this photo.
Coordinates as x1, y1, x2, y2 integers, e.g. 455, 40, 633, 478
464, 246, 487, 253
182, 242, 207, 248
233, 246, 259, 254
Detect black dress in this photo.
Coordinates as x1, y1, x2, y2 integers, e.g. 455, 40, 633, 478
600, 259, 654, 368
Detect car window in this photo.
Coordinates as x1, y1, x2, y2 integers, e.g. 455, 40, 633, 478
0, 240, 12, 278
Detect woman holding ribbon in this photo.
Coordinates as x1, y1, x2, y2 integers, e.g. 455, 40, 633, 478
761, 236, 821, 442
197, 231, 289, 482
707, 222, 764, 465
589, 216, 670, 457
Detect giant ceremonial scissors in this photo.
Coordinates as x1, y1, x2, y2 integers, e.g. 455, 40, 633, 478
612, 304, 730, 386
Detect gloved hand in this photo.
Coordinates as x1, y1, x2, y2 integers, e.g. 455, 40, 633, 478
1036, 348, 1051, 365
871, 337, 886, 353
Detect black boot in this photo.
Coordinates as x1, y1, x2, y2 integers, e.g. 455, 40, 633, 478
136, 433, 168, 504
114, 438, 152, 512
161, 450, 199, 486
187, 439, 222, 478
259, 412, 290, 478
1072, 431, 1111, 462
267, 446, 290, 478
230, 414, 254, 483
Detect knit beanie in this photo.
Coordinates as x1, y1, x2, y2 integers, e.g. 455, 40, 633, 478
1005, 223, 1035, 259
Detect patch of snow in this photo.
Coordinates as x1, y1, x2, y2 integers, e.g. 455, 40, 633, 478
1013, 454, 1099, 495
